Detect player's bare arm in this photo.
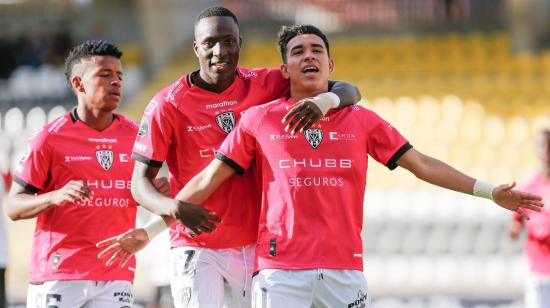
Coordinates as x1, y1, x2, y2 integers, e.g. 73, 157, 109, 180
173, 158, 233, 234
282, 80, 360, 134
396, 148, 544, 219
7, 180, 92, 220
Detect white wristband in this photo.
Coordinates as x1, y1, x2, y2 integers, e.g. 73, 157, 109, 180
143, 216, 168, 240
473, 180, 495, 200
312, 92, 340, 115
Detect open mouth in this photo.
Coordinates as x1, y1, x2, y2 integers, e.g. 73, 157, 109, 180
302, 66, 319, 74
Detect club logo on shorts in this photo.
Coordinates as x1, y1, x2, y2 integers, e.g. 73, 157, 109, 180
215, 111, 236, 133
96, 145, 114, 171
138, 117, 149, 137
304, 128, 323, 149
178, 287, 192, 307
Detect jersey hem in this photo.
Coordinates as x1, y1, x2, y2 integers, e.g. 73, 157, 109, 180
386, 142, 413, 170
215, 151, 245, 175
131, 152, 163, 168
13, 175, 41, 193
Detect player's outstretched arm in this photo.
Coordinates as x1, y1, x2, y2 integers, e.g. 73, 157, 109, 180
173, 159, 233, 235
282, 80, 361, 134
396, 148, 544, 218
7, 180, 92, 220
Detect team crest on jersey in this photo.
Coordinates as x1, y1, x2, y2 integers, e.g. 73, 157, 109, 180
178, 287, 191, 307
215, 111, 236, 133
96, 145, 114, 171
304, 128, 323, 149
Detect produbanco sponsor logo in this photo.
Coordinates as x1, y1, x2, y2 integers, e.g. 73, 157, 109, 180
187, 124, 212, 132
269, 134, 298, 141
65, 155, 92, 163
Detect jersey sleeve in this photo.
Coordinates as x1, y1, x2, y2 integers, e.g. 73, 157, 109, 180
13, 128, 52, 193
252, 67, 290, 101
363, 108, 412, 170
215, 108, 260, 175
131, 93, 174, 168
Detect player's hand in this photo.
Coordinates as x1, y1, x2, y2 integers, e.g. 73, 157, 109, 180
96, 228, 149, 268
175, 201, 221, 236
153, 177, 171, 196
493, 182, 544, 220
50, 180, 92, 206
282, 98, 323, 134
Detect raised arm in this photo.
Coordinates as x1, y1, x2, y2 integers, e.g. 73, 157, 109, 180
282, 80, 361, 133
7, 180, 91, 221
397, 148, 544, 218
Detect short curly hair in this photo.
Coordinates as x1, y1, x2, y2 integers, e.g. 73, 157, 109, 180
64, 40, 122, 86
277, 24, 330, 63
195, 6, 238, 25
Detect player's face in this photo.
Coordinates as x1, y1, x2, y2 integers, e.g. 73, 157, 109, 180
281, 34, 333, 93
193, 16, 241, 84
73, 55, 123, 112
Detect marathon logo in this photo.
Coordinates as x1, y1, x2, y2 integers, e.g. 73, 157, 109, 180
270, 133, 298, 140
206, 100, 238, 110
88, 137, 118, 143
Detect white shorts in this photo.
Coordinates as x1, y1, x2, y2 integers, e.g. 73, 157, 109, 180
27, 280, 133, 308
525, 273, 550, 308
169, 245, 255, 308
252, 268, 370, 308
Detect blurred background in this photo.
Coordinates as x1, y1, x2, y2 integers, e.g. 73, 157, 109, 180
1, 0, 550, 307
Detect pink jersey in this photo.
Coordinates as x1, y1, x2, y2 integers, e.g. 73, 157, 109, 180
217, 98, 411, 271
132, 67, 289, 249
514, 173, 550, 275
14, 109, 138, 282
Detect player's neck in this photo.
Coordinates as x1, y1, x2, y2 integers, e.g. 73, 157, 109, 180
193, 70, 236, 93
542, 166, 550, 179
290, 87, 328, 102
76, 105, 114, 132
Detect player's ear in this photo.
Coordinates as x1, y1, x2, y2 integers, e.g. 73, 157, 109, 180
329, 58, 334, 74
192, 41, 199, 57
239, 36, 243, 48
71, 76, 85, 93
280, 64, 290, 79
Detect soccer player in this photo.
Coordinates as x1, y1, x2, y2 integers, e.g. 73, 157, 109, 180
508, 130, 550, 308
110, 24, 543, 307
6, 41, 168, 308
97, 6, 360, 308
